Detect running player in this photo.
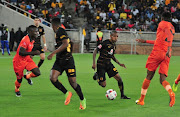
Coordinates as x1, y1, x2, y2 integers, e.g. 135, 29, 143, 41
47, 18, 86, 110
32, 17, 47, 68
92, 30, 130, 99
13, 25, 41, 97
135, 12, 175, 107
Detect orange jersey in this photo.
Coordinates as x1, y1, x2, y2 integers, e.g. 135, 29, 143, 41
152, 21, 175, 52
13, 35, 34, 62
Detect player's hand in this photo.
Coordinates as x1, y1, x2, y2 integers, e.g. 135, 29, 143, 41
33, 50, 40, 55
119, 63, 126, 68
136, 39, 146, 43
47, 53, 54, 60
44, 46, 47, 51
166, 51, 171, 58
92, 64, 96, 70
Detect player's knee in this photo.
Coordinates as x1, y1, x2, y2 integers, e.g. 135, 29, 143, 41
34, 71, 41, 76
69, 80, 77, 89
50, 75, 57, 82
99, 82, 106, 88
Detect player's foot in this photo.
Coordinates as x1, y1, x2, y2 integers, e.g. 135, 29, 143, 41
169, 92, 175, 107
24, 75, 33, 85
172, 80, 178, 92
79, 98, 86, 110
15, 91, 21, 97
93, 72, 98, 80
64, 91, 72, 105
2, 54, 4, 56
135, 99, 144, 106
121, 95, 131, 99
8, 54, 11, 56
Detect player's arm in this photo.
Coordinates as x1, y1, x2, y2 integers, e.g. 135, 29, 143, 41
42, 35, 47, 51
19, 47, 40, 56
165, 28, 174, 58
92, 48, 97, 70
47, 39, 68, 60
136, 39, 155, 44
112, 55, 126, 68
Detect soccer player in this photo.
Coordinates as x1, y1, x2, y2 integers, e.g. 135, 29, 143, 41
32, 17, 47, 68
13, 25, 41, 97
135, 12, 175, 107
92, 30, 130, 99
47, 18, 86, 110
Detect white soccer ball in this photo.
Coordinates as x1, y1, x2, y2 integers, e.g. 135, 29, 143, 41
105, 89, 117, 100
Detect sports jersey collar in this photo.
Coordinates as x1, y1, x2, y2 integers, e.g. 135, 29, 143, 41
109, 39, 115, 44
28, 34, 35, 43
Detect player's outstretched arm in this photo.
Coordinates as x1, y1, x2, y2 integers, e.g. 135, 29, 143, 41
136, 39, 155, 44
112, 55, 126, 68
47, 39, 68, 60
42, 35, 47, 51
92, 48, 97, 70
19, 47, 40, 56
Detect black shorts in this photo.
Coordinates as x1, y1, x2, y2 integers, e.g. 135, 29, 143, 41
52, 56, 76, 77
32, 45, 44, 54
97, 62, 118, 82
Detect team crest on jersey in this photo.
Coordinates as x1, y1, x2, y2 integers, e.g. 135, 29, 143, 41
98, 44, 102, 49
108, 49, 113, 55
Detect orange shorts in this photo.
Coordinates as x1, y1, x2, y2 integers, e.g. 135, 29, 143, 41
146, 51, 170, 76
13, 59, 38, 79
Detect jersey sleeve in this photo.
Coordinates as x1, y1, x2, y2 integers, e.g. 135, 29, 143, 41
97, 41, 106, 51
164, 26, 174, 47
39, 26, 45, 35
56, 28, 68, 41
19, 38, 28, 49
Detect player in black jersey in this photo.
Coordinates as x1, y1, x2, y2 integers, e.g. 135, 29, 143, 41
32, 17, 47, 68
92, 30, 130, 99
47, 18, 86, 110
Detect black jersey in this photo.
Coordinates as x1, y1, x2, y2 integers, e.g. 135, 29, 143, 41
97, 39, 116, 63
34, 26, 45, 46
55, 27, 72, 59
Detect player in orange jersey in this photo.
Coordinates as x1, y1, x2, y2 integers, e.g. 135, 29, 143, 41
135, 12, 175, 107
13, 25, 41, 97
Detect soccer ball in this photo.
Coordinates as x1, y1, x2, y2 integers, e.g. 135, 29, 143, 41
105, 89, 117, 100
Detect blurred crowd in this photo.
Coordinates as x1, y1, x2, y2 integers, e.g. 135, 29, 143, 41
77, 0, 180, 32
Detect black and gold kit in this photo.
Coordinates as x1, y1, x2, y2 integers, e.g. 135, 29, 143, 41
52, 27, 76, 77
96, 39, 118, 82
32, 26, 45, 53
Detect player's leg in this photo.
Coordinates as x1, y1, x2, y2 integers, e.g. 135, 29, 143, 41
136, 70, 155, 105
159, 58, 175, 107
113, 73, 130, 99
15, 78, 23, 97
172, 74, 180, 92
50, 69, 72, 105
1, 40, 4, 55
160, 74, 175, 107
68, 76, 86, 109
38, 49, 45, 68
5, 40, 10, 55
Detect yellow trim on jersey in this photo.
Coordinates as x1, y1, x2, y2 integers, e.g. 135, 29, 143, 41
60, 35, 66, 39
67, 38, 71, 52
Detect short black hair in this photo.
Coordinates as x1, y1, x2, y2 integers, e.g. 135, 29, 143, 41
110, 30, 117, 36
28, 25, 37, 32
34, 17, 40, 20
162, 12, 172, 21
51, 18, 61, 25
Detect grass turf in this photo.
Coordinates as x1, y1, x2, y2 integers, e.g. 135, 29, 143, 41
0, 52, 180, 117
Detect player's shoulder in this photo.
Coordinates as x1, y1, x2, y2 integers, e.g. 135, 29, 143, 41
22, 35, 30, 42
57, 27, 66, 32
102, 39, 110, 44
159, 21, 173, 28
38, 25, 44, 29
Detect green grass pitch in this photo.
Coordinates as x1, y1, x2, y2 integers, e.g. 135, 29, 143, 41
0, 52, 180, 117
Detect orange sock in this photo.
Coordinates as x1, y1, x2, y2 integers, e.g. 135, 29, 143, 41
140, 78, 151, 102
175, 74, 180, 84
15, 80, 21, 92
162, 80, 172, 95
26, 73, 36, 79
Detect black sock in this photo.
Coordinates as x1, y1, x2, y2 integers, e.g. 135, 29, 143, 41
17, 78, 23, 83
38, 59, 44, 68
51, 80, 67, 94
74, 84, 84, 100
118, 81, 124, 97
